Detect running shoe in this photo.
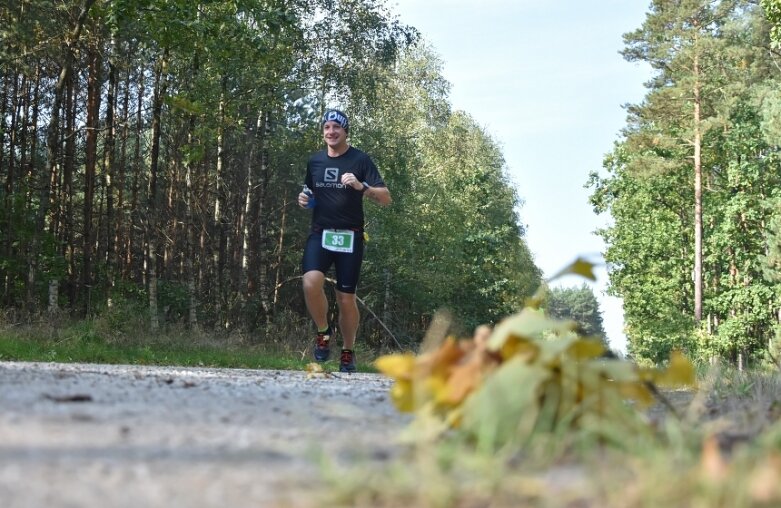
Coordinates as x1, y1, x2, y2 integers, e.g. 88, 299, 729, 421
339, 349, 356, 373
313, 328, 331, 362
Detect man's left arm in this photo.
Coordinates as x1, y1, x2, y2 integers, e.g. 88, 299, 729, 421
340, 156, 392, 206
340, 173, 392, 206
360, 156, 391, 206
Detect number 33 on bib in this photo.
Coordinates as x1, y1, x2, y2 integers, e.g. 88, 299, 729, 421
321, 229, 355, 253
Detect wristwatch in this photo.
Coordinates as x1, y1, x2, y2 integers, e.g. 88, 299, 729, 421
361, 181, 370, 193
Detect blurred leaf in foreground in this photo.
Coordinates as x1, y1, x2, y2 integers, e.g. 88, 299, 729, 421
375, 260, 697, 451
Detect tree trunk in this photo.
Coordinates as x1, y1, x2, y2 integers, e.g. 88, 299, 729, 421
253, 111, 272, 324
103, 37, 118, 308
7, 74, 18, 200
148, 52, 168, 331
240, 115, 257, 314
273, 197, 288, 306
130, 77, 144, 283
693, 44, 703, 323
29, 67, 41, 219
63, 72, 77, 308
18, 75, 28, 200
214, 78, 227, 326
117, 55, 131, 279
0, 73, 7, 197
82, 48, 102, 316
48, 280, 59, 314
185, 113, 198, 330
1, 73, 8, 303
383, 268, 391, 325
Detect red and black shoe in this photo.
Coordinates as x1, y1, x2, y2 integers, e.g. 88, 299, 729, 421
313, 328, 331, 362
339, 349, 356, 373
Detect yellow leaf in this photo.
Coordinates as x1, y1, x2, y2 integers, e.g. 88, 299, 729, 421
390, 379, 416, 412
305, 362, 323, 373
487, 308, 575, 352
426, 374, 448, 404
547, 257, 598, 283
374, 353, 416, 380
417, 337, 465, 377
499, 335, 539, 362
567, 339, 605, 360
654, 350, 696, 388
443, 352, 485, 405
617, 381, 655, 407
637, 366, 657, 383
305, 362, 331, 379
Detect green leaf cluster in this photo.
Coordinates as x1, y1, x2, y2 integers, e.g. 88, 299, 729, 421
377, 260, 696, 453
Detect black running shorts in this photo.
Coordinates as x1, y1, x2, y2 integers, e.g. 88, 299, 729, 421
301, 231, 364, 294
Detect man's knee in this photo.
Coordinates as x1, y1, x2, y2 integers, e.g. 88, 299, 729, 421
303, 271, 325, 292
335, 290, 357, 307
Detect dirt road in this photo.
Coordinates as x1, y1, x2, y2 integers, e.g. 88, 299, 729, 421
0, 361, 410, 508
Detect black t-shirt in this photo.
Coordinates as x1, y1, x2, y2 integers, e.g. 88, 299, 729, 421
305, 146, 385, 230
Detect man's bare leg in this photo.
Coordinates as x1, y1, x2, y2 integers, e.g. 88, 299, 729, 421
303, 270, 329, 331
335, 290, 359, 350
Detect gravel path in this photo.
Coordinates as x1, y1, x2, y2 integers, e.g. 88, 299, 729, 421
0, 361, 411, 508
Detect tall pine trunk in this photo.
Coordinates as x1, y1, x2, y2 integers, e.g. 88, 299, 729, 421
213, 77, 227, 326
82, 48, 102, 316
148, 52, 168, 331
246, 110, 272, 325
185, 126, 198, 330
129, 77, 144, 283
256, 111, 272, 323
693, 42, 703, 323
103, 36, 118, 308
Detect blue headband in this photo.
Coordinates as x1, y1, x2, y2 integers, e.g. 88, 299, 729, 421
322, 110, 349, 130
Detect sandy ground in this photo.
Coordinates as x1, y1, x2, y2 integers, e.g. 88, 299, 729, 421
0, 361, 411, 508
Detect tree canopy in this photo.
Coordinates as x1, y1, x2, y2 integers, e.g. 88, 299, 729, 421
0, 0, 541, 348
590, 0, 781, 366
544, 284, 608, 344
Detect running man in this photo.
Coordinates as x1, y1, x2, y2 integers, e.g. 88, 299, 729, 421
298, 109, 392, 372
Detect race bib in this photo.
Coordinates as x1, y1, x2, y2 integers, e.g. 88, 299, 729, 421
322, 229, 355, 253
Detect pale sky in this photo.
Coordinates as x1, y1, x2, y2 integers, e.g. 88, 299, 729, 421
390, 1, 653, 353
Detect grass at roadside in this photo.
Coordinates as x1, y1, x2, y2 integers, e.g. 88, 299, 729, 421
0, 316, 379, 373
0, 334, 309, 370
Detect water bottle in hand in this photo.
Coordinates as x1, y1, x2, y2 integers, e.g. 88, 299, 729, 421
303, 185, 316, 208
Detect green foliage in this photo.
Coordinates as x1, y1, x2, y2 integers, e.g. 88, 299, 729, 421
762, 197, 781, 284
0, 1, 540, 350
590, 1, 781, 365
761, 0, 781, 46
544, 284, 607, 343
